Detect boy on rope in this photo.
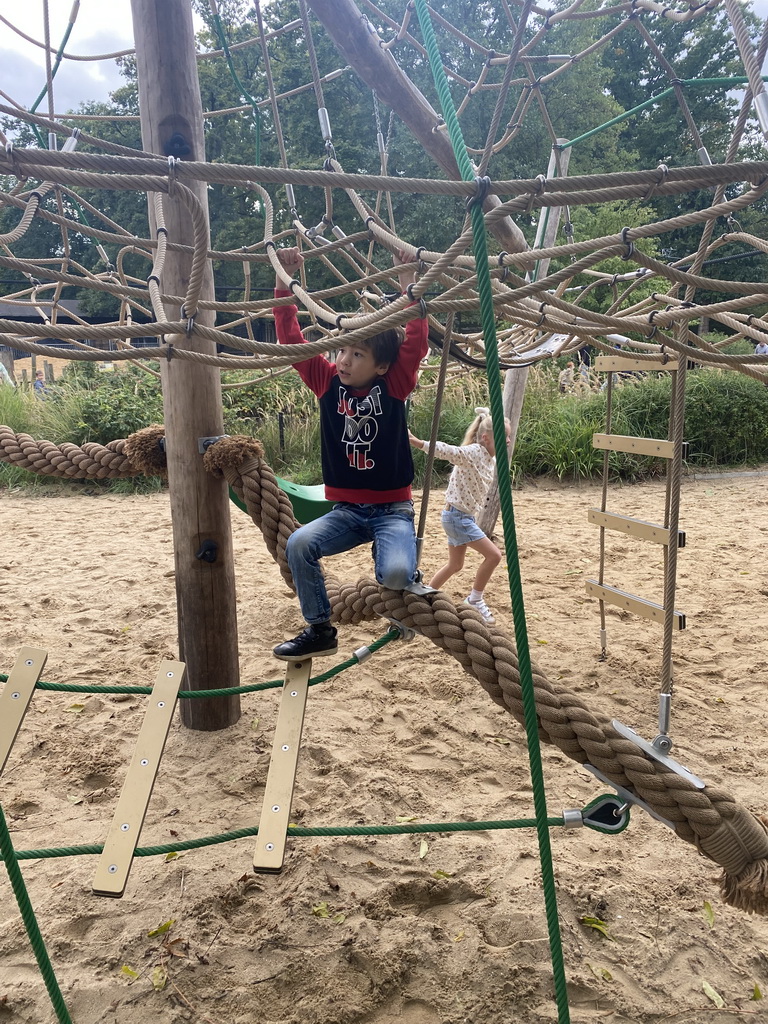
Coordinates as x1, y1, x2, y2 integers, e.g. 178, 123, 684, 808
272, 246, 428, 660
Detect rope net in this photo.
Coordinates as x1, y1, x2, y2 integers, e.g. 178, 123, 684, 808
0, 1, 767, 379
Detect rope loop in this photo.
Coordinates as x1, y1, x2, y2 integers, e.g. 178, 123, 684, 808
620, 226, 635, 260
336, 313, 346, 330
415, 245, 427, 273
466, 174, 492, 211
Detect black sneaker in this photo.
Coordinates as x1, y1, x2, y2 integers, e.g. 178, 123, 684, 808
273, 624, 338, 662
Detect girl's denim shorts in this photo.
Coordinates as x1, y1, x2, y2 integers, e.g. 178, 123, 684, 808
441, 505, 485, 546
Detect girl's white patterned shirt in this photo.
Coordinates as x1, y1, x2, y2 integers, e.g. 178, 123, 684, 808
429, 441, 496, 520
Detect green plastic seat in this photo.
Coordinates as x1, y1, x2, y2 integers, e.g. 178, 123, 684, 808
229, 479, 334, 525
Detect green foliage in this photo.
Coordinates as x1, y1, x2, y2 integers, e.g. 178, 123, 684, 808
69, 366, 164, 446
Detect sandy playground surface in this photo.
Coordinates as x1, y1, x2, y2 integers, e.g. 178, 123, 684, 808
1, 470, 768, 1024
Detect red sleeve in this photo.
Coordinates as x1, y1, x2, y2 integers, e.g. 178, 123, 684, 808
274, 290, 335, 397
385, 307, 429, 401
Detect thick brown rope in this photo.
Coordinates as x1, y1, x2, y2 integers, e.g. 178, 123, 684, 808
206, 437, 768, 915
3, 425, 768, 912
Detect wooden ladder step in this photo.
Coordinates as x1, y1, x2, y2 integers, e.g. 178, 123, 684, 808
592, 433, 689, 460
595, 355, 680, 372
585, 581, 686, 629
588, 509, 686, 547
253, 659, 311, 874
92, 660, 185, 898
0, 647, 47, 775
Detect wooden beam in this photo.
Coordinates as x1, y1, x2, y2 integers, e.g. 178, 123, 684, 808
592, 433, 681, 459
304, 0, 528, 255
585, 580, 686, 629
131, 0, 240, 730
587, 509, 686, 547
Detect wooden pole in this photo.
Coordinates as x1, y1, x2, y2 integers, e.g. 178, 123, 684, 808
304, 0, 528, 256
131, 0, 240, 730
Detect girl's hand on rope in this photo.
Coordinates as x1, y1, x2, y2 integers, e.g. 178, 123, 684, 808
275, 246, 304, 288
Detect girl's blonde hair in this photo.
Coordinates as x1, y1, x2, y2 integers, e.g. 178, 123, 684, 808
462, 406, 494, 446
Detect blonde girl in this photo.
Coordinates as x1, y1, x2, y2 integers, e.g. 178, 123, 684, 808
409, 408, 511, 624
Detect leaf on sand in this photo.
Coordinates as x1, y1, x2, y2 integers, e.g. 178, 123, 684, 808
312, 902, 330, 918
165, 851, 179, 862
66, 704, 85, 713
432, 870, 453, 879
147, 919, 174, 938
396, 815, 419, 823
587, 962, 613, 981
419, 838, 429, 859
120, 965, 139, 979
751, 983, 763, 1001
580, 916, 614, 940
702, 981, 724, 1008
702, 901, 715, 929
151, 965, 167, 992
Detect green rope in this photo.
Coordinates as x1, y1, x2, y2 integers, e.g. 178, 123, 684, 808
562, 75, 768, 150
4, 804, 627, 862
413, 3, 570, 1019
211, 9, 262, 164
1, 629, 400, 698
0, 804, 72, 1024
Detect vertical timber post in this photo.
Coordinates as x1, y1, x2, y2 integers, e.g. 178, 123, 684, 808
131, 0, 240, 730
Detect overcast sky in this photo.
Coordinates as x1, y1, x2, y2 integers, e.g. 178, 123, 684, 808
1, 0, 767, 118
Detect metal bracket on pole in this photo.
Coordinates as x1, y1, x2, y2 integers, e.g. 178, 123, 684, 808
198, 434, 229, 454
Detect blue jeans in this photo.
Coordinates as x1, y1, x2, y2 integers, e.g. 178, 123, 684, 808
285, 501, 417, 625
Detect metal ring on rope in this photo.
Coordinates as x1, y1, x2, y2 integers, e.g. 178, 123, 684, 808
620, 226, 635, 260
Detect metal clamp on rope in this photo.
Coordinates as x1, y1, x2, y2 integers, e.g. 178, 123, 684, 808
582, 763, 678, 831
353, 645, 373, 664
561, 808, 584, 830
466, 174, 492, 211
601, 717, 709, 796
198, 434, 230, 454
581, 794, 630, 835
384, 618, 416, 642
167, 155, 178, 197
620, 226, 634, 260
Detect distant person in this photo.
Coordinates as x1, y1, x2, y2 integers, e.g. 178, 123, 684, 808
34, 369, 48, 397
0, 362, 13, 387
755, 341, 768, 356
558, 361, 575, 393
409, 409, 511, 625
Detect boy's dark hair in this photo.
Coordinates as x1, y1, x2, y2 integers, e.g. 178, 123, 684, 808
358, 327, 403, 368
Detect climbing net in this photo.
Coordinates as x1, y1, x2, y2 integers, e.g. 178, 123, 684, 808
0, 0, 767, 384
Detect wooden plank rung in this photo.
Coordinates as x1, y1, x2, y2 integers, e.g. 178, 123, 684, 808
253, 660, 311, 874
588, 509, 686, 547
585, 581, 686, 629
592, 433, 688, 460
595, 355, 680, 372
92, 660, 185, 898
0, 647, 47, 775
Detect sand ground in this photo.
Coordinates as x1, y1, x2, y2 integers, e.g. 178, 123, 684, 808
1, 471, 767, 1024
